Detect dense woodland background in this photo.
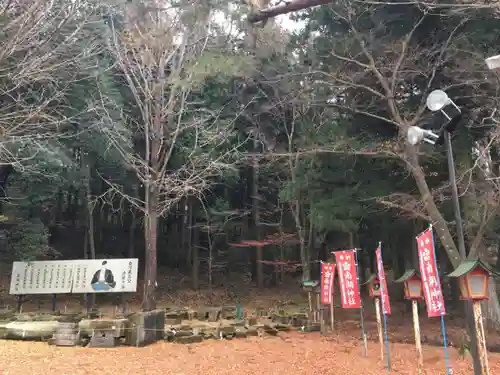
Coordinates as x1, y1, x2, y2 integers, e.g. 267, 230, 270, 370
1, 0, 500, 327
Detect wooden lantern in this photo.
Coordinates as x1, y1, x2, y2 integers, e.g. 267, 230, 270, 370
366, 274, 382, 299
448, 260, 492, 301
301, 280, 319, 293
394, 269, 423, 300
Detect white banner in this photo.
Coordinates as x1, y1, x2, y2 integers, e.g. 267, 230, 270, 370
72, 259, 138, 294
9, 259, 139, 295
10, 261, 74, 295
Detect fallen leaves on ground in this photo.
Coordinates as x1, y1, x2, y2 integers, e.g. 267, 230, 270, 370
0, 332, 498, 375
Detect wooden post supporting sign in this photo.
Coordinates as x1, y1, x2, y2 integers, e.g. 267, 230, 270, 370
412, 300, 423, 374
375, 297, 384, 361
330, 293, 335, 330
473, 301, 490, 375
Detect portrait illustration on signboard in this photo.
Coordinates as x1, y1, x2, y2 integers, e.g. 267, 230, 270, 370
90, 261, 116, 291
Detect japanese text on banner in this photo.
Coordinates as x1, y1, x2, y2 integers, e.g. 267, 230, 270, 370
416, 228, 446, 318
333, 250, 361, 309
375, 246, 392, 315
321, 263, 336, 305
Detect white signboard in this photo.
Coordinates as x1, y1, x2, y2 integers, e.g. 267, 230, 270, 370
71, 258, 138, 294
9, 258, 139, 295
9, 261, 74, 295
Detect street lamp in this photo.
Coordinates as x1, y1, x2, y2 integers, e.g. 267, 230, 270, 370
485, 54, 500, 71
407, 89, 482, 375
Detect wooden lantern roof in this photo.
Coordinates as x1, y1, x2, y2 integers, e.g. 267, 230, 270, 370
393, 269, 420, 284
447, 259, 498, 278
301, 280, 319, 288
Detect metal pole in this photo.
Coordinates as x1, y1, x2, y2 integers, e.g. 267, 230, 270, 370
444, 130, 481, 375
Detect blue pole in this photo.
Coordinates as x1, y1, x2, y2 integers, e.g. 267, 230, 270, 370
378, 242, 391, 372
430, 225, 452, 375
354, 249, 367, 357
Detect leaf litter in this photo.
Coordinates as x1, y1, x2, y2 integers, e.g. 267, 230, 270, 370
0, 332, 498, 375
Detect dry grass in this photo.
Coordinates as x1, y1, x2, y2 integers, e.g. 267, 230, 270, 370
0, 332, 498, 375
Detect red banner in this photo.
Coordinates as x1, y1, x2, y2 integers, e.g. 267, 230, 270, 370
375, 246, 392, 315
321, 263, 336, 305
416, 228, 446, 318
334, 250, 361, 308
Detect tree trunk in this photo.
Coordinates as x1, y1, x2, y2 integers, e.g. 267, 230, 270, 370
294, 207, 310, 281
142, 182, 158, 311
279, 204, 285, 283
192, 223, 199, 289
483, 278, 500, 330
86, 167, 96, 260
185, 198, 193, 272
405, 145, 461, 267
251, 141, 264, 289
82, 220, 89, 307
128, 210, 135, 258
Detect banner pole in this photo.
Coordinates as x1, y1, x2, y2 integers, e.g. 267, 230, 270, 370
378, 242, 391, 372
430, 225, 452, 375
354, 248, 367, 356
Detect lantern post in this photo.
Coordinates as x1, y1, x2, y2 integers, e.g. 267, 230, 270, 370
367, 274, 384, 361
448, 260, 495, 375
394, 269, 424, 374
301, 280, 319, 323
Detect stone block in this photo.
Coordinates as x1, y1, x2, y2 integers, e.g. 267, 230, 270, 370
272, 314, 291, 324
124, 309, 165, 347
165, 317, 182, 325
171, 328, 193, 338
302, 323, 321, 332
221, 306, 236, 319
198, 307, 221, 322
291, 314, 308, 327
234, 326, 247, 338
231, 319, 245, 327
6, 321, 59, 340
246, 326, 258, 336
274, 324, 291, 332
88, 330, 118, 348
79, 319, 127, 337
201, 327, 216, 339
245, 317, 257, 326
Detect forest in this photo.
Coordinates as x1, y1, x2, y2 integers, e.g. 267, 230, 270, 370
1, 0, 500, 329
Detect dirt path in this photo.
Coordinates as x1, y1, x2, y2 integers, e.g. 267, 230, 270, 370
0, 332, 498, 375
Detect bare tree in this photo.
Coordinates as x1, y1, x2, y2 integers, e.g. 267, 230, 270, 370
0, 0, 102, 167
98, 1, 250, 310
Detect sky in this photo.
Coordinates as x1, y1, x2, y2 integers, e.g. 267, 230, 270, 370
276, 14, 306, 32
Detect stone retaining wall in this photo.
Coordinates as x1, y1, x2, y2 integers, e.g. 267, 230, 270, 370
0, 305, 324, 346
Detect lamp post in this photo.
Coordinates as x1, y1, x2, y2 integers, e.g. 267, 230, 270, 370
407, 89, 481, 375
485, 55, 500, 71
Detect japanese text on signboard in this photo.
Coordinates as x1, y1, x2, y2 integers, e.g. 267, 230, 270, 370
9, 259, 139, 295
416, 228, 446, 318
333, 250, 361, 308
375, 246, 392, 315
321, 262, 336, 305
